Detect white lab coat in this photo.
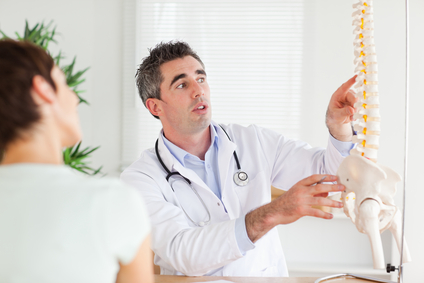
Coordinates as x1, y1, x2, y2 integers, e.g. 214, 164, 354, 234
121, 121, 345, 277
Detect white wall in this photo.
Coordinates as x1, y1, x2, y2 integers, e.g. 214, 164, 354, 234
0, 0, 123, 177
0, 0, 423, 281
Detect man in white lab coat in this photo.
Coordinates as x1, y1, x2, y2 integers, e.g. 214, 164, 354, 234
121, 41, 357, 277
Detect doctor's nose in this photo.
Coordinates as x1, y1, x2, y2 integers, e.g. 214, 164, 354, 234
192, 81, 205, 98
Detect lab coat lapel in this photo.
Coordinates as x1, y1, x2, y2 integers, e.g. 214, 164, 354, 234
215, 124, 237, 189
172, 162, 209, 191
215, 124, 246, 219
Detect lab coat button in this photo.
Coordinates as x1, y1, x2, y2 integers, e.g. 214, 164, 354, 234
217, 202, 220, 206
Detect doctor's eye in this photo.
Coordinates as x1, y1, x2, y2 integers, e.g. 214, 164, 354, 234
197, 78, 205, 83
176, 83, 186, 89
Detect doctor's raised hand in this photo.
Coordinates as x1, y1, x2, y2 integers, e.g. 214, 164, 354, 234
325, 75, 358, 141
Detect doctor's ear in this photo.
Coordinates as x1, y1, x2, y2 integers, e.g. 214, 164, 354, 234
31, 75, 56, 105
146, 98, 163, 117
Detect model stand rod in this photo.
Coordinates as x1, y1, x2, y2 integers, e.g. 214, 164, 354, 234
397, 0, 410, 281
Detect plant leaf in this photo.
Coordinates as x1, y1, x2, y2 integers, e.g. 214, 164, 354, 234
0, 30, 9, 39
62, 143, 103, 176
14, 32, 22, 40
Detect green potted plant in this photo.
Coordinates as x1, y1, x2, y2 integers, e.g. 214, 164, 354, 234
1, 21, 103, 175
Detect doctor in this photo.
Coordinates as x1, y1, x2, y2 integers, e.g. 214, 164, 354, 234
121, 41, 357, 277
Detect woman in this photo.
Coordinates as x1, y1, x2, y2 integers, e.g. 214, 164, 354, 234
0, 39, 154, 283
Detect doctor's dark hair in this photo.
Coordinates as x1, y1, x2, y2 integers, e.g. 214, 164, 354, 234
0, 39, 56, 152
135, 41, 204, 119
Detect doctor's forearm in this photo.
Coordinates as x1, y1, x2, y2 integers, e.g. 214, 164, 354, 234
245, 187, 304, 243
245, 203, 277, 243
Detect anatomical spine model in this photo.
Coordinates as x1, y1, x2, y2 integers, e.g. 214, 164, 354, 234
337, 0, 411, 269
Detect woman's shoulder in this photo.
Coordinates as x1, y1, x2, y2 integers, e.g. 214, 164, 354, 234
0, 164, 143, 211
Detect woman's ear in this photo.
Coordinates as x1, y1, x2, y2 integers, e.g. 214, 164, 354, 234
145, 98, 163, 118
31, 75, 56, 105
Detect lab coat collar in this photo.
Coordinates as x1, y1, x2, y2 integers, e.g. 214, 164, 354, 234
161, 124, 220, 167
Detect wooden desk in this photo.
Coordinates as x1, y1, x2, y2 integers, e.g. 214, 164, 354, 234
155, 275, 375, 283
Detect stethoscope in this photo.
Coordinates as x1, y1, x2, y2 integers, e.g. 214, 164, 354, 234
154, 125, 248, 227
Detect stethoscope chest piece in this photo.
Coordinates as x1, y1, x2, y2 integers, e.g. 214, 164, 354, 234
233, 171, 249, 186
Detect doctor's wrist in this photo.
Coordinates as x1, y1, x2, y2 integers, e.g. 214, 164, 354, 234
327, 122, 353, 142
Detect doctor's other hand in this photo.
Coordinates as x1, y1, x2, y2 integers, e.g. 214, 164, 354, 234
325, 75, 358, 142
245, 174, 345, 243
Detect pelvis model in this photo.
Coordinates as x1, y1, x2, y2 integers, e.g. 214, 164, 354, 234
336, 0, 411, 269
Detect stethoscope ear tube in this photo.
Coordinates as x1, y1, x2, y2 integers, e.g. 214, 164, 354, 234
166, 171, 191, 184
155, 140, 191, 192
155, 139, 171, 175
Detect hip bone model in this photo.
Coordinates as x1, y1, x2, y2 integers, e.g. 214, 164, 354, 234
336, 0, 411, 270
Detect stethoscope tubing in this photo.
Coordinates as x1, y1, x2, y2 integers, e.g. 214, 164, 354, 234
155, 140, 191, 190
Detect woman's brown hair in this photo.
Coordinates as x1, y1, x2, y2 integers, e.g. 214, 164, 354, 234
0, 39, 56, 151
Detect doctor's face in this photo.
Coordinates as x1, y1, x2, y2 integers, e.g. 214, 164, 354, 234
155, 56, 211, 136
